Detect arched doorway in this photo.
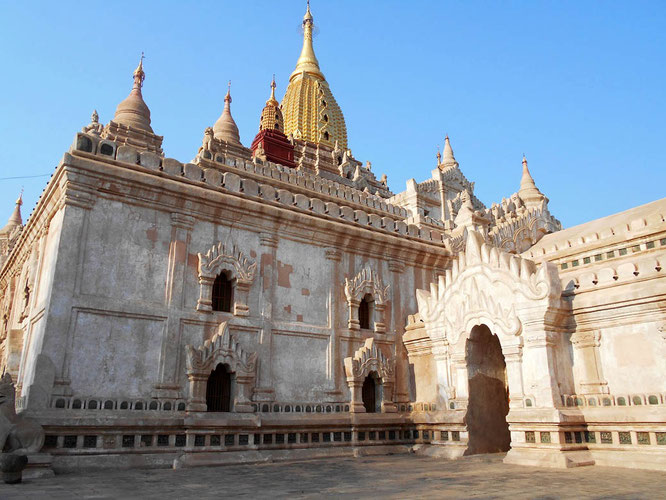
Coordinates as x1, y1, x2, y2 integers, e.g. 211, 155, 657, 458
362, 372, 380, 413
464, 324, 511, 454
206, 363, 232, 412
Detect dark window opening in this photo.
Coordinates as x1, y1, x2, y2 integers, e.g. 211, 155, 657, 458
323, 114, 329, 122
206, 363, 232, 412
358, 294, 374, 330
323, 131, 329, 141
212, 272, 233, 312
274, 123, 280, 130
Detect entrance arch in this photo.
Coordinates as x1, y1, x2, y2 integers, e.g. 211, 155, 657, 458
464, 324, 510, 454
206, 363, 232, 412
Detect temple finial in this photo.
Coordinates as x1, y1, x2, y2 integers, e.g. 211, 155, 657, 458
436, 145, 442, 164
133, 52, 146, 91
270, 74, 277, 100
291, 0, 323, 80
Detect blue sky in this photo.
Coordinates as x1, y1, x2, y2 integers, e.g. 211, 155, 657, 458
1, 1, 664, 229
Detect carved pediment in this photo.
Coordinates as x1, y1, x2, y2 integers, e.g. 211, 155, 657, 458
198, 241, 257, 284
344, 267, 389, 305
416, 229, 562, 346
344, 338, 395, 382
185, 322, 257, 377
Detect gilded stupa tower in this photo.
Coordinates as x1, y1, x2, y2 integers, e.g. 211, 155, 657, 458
280, 3, 348, 150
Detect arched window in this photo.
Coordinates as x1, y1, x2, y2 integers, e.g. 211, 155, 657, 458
274, 122, 280, 130
323, 114, 329, 122
206, 363, 232, 412
359, 294, 374, 330
212, 272, 233, 312
323, 131, 329, 141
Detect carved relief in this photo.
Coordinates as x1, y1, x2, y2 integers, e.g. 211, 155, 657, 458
344, 267, 389, 332
197, 240, 257, 315
184, 322, 258, 412
343, 338, 396, 413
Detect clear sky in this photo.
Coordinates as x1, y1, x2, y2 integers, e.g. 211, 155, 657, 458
1, 1, 664, 229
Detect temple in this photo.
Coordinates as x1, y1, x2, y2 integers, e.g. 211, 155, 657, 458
0, 3, 664, 475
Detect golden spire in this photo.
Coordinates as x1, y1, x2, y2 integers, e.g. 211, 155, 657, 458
290, 1, 324, 80
281, 2, 348, 149
259, 76, 284, 132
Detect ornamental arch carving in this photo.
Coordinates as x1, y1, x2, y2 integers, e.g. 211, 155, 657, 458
196, 240, 257, 316
415, 229, 566, 410
343, 338, 396, 413
344, 267, 389, 332
185, 322, 258, 412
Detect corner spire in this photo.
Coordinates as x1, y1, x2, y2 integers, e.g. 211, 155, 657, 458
291, 1, 324, 80
111, 53, 153, 132
5, 192, 22, 228
213, 81, 242, 146
519, 155, 547, 208
439, 135, 459, 169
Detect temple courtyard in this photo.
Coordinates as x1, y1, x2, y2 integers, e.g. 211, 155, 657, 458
1, 454, 665, 499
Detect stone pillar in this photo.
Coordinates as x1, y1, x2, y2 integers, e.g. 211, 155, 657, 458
185, 373, 208, 412
389, 259, 409, 404
522, 325, 561, 408
438, 182, 448, 221
451, 351, 468, 407
233, 374, 255, 413
154, 213, 195, 399
373, 302, 386, 333
570, 330, 608, 395
196, 276, 214, 312
380, 379, 397, 413
502, 340, 525, 409
347, 299, 360, 330
253, 232, 278, 403
348, 380, 365, 413
325, 248, 342, 395
431, 337, 454, 405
